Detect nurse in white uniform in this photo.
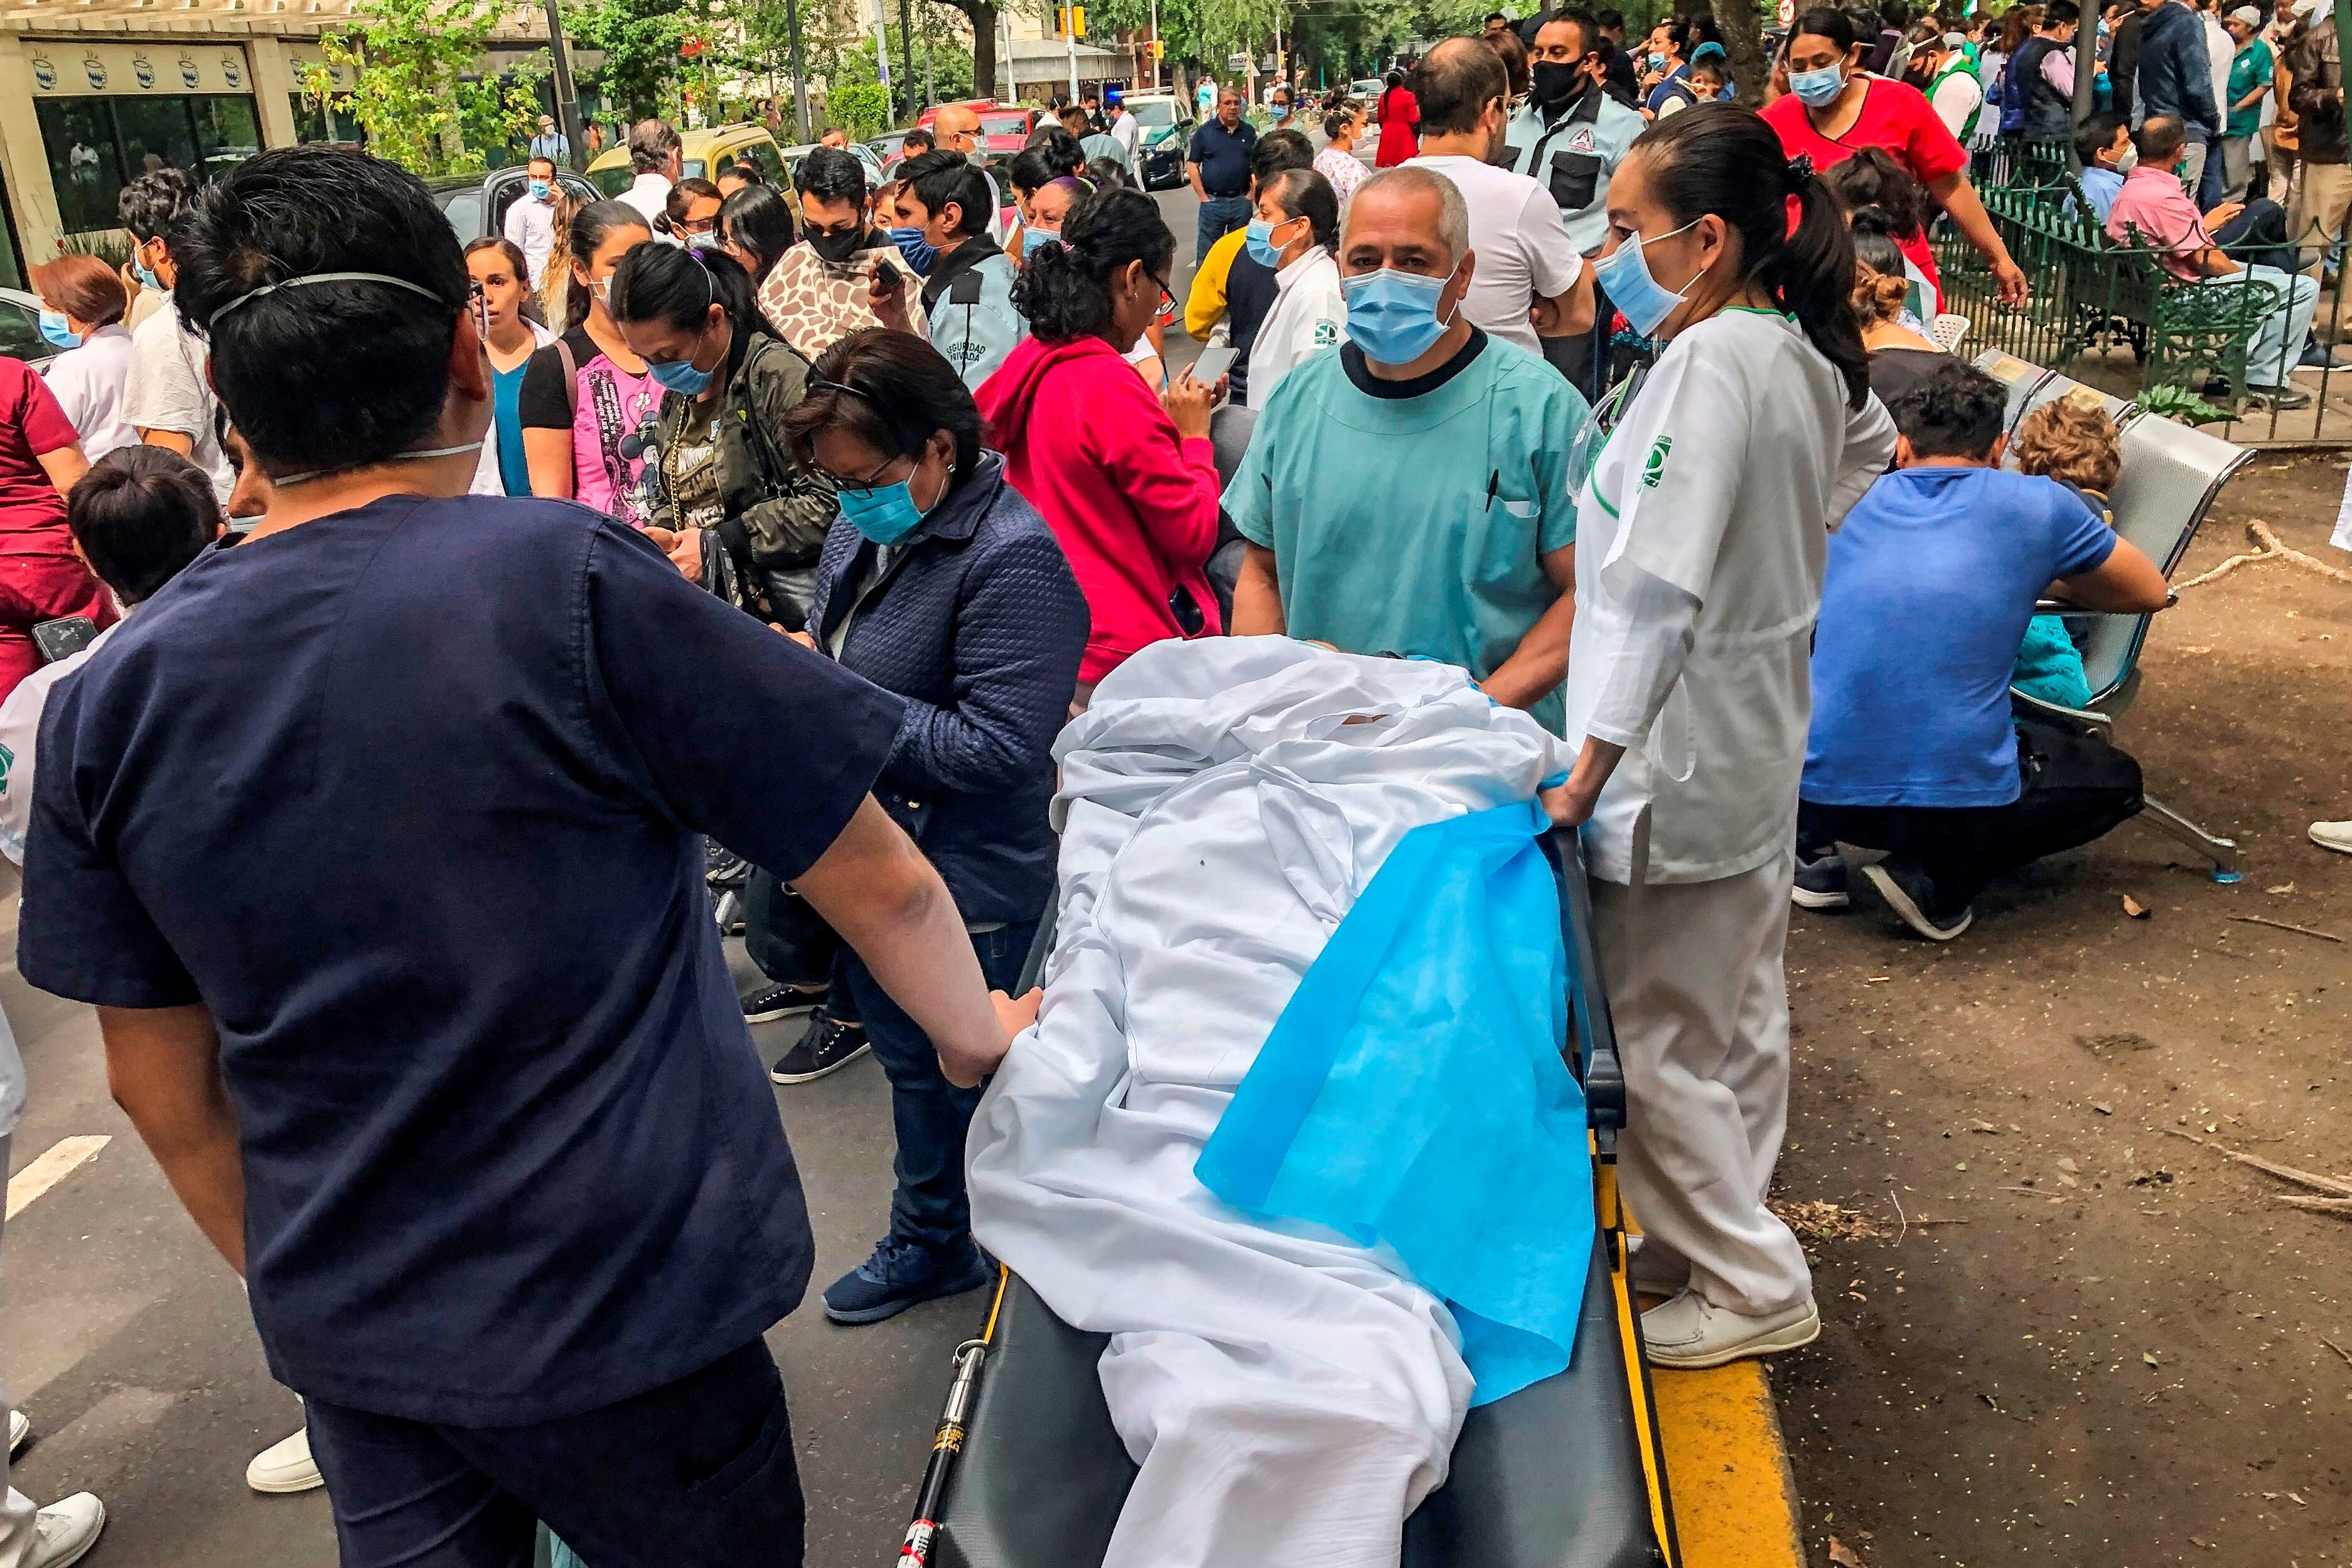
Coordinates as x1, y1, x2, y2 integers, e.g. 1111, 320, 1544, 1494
1242, 166, 1349, 406
1544, 104, 1897, 1370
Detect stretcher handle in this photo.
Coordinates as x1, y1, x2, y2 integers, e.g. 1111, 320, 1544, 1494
1548, 826, 1628, 1157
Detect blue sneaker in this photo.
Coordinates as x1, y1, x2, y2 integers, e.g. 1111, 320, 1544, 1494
822, 1235, 989, 1326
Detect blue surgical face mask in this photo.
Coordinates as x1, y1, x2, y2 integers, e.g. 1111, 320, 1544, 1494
648, 355, 716, 395
1023, 226, 1062, 256
892, 225, 938, 275
839, 471, 932, 544
1592, 217, 1707, 339
36, 309, 82, 350
1340, 266, 1456, 365
1243, 218, 1289, 268
132, 252, 161, 293
1788, 62, 1847, 106
529, 178, 552, 200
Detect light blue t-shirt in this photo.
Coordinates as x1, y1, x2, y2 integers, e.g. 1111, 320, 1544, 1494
1805, 466, 2117, 807
2077, 164, 2124, 225
1224, 331, 1587, 733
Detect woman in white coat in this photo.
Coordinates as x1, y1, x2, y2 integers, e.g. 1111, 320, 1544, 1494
1544, 104, 1896, 1370
29, 256, 137, 462
1242, 166, 1348, 407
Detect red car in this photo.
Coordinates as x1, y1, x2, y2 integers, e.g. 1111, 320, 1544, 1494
914, 100, 1044, 155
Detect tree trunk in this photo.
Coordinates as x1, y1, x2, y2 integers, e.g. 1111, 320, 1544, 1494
937, 0, 1000, 98
1710, 0, 1771, 105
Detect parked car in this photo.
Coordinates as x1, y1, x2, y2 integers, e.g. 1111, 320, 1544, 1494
583, 122, 793, 199
869, 129, 915, 174
912, 101, 1046, 155
781, 140, 886, 191
431, 165, 600, 248
1120, 92, 1195, 190
1349, 77, 1385, 100
0, 287, 62, 371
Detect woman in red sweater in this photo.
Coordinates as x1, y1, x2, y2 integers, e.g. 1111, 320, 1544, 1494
975, 187, 1223, 702
1374, 68, 1422, 168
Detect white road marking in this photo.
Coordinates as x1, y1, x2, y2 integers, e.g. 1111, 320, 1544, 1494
6, 1136, 110, 1221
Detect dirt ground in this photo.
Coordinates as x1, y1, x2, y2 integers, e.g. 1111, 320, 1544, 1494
1771, 453, 2352, 1568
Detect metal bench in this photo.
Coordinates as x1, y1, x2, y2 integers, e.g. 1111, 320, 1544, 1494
1974, 352, 2250, 881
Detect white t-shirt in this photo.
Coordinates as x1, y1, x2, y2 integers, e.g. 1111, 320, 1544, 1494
1109, 111, 1143, 171
1567, 309, 1894, 884
0, 621, 115, 871
1245, 246, 1347, 407
1403, 154, 1585, 355
503, 193, 559, 287
41, 323, 138, 461
121, 294, 233, 502
1929, 69, 1985, 139
621, 171, 676, 240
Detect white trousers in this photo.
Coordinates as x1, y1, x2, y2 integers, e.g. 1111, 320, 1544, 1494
0, 1133, 37, 1568
1589, 855, 1812, 1316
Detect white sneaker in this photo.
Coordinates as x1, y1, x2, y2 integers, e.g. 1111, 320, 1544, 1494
245, 1426, 324, 1495
1641, 1289, 1821, 1370
2311, 820, 2352, 855
8, 1407, 26, 1456
24, 1493, 104, 1568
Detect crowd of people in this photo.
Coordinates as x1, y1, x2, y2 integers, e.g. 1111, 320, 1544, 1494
0, 6, 2344, 1565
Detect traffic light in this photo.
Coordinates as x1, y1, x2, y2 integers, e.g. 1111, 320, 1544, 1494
1058, 4, 1087, 35
1149, 38, 1164, 57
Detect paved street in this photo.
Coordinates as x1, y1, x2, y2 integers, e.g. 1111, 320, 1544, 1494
0, 180, 1213, 1568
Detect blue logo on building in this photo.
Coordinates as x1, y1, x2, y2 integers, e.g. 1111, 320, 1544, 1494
31, 56, 56, 91
180, 56, 201, 87
83, 56, 107, 89
220, 54, 243, 87
134, 56, 156, 87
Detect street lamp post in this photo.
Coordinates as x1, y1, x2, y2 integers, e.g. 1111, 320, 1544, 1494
540, 0, 586, 171
786, 0, 812, 141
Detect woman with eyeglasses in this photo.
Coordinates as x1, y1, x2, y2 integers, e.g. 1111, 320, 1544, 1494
658, 176, 725, 247
605, 240, 837, 631
973, 186, 1223, 702
766, 329, 1085, 1323
515, 199, 659, 524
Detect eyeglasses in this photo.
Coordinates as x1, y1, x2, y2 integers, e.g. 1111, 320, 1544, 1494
676, 215, 720, 235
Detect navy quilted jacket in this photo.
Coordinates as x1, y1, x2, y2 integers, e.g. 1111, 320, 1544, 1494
807, 451, 1088, 924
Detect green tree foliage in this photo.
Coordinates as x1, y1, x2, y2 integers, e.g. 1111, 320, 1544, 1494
298, 0, 547, 175
564, 0, 690, 121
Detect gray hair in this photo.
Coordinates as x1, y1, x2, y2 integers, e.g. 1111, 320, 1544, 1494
1345, 166, 1472, 265
629, 118, 681, 173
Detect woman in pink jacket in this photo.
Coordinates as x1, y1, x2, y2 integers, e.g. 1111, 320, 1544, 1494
974, 188, 1223, 702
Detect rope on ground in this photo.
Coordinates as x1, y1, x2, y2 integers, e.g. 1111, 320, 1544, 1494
2174, 520, 2352, 591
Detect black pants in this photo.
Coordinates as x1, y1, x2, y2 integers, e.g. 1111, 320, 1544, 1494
306, 1339, 803, 1568
1798, 722, 2144, 917
2214, 196, 2294, 277
744, 868, 839, 992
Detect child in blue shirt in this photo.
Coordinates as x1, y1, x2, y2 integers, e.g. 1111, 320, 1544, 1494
2009, 392, 2127, 709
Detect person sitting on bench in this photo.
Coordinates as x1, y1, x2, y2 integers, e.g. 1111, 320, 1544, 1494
2076, 108, 2297, 272
2107, 113, 2320, 409
1792, 360, 2171, 940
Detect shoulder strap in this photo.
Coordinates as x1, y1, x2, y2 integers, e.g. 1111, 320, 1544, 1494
554, 335, 578, 421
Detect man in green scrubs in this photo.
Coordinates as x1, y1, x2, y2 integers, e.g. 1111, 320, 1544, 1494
1226, 165, 1588, 733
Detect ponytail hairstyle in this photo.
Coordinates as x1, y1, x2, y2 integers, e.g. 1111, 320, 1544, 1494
1823, 146, 1929, 241
1010, 186, 1174, 343
564, 198, 655, 330
1631, 103, 1870, 407
1324, 95, 1365, 142
1262, 167, 1340, 252
1847, 208, 1914, 325
607, 242, 768, 380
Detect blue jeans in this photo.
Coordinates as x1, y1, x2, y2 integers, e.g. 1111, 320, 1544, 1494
1196, 195, 1252, 265
840, 917, 1039, 1255
2207, 262, 2321, 385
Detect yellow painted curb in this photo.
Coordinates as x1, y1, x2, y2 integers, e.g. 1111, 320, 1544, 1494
1652, 1360, 1807, 1568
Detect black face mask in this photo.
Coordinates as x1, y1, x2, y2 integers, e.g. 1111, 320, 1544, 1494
807, 228, 866, 264
1532, 60, 1588, 107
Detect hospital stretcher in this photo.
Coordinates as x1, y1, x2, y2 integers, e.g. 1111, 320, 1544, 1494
898, 828, 1717, 1568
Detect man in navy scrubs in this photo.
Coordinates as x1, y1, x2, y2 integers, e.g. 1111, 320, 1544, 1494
16, 144, 1028, 1568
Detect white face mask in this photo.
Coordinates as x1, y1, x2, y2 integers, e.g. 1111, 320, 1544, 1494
2117, 143, 2140, 171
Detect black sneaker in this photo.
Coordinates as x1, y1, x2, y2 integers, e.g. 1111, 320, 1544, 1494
769, 1012, 870, 1083
741, 980, 828, 1025
1790, 849, 1850, 911
1862, 861, 1973, 942
2250, 384, 2313, 410
822, 1234, 989, 1325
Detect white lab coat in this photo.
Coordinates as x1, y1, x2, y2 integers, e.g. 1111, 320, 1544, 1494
968, 637, 1569, 1568
1563, 308, 1893, 1315
1243, 246, 1346, 408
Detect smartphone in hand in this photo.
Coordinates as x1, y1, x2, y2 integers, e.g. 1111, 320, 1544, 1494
1190, 344, 1238, 386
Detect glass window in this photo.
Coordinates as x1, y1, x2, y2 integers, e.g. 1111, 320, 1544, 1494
191, 95, 261, 182
113, 95, 200, 183
36, 99, 126, 237
0, 296, 48, 365
589, 165, 633, 197
439, 186, 485, 239
1129, 100, 1176, 125
291, 91, 365, 145
744, 139, 787, 182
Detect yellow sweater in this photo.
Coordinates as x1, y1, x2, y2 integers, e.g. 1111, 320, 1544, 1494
1183, 227, 1252, 340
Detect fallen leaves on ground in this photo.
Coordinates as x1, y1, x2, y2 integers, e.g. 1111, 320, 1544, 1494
1773, 1199, 1884, 1242
2123, 894, 2151, 918
1827, 1538, 1867, 1567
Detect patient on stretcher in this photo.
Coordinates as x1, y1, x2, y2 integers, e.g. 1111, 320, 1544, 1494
964, 638, 1590, 1568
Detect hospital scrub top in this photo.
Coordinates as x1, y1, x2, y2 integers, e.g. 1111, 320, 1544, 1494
16, 496, 905, 1426
1223, 329, 1588, 733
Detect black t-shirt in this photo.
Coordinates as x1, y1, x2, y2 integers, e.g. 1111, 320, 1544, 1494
1225, 250, 1281, 404
1341, 326, 1490, 399
19, 495, 904, 1424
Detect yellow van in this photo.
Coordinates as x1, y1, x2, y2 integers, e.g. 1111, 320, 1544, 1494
584, 122, 792, 201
